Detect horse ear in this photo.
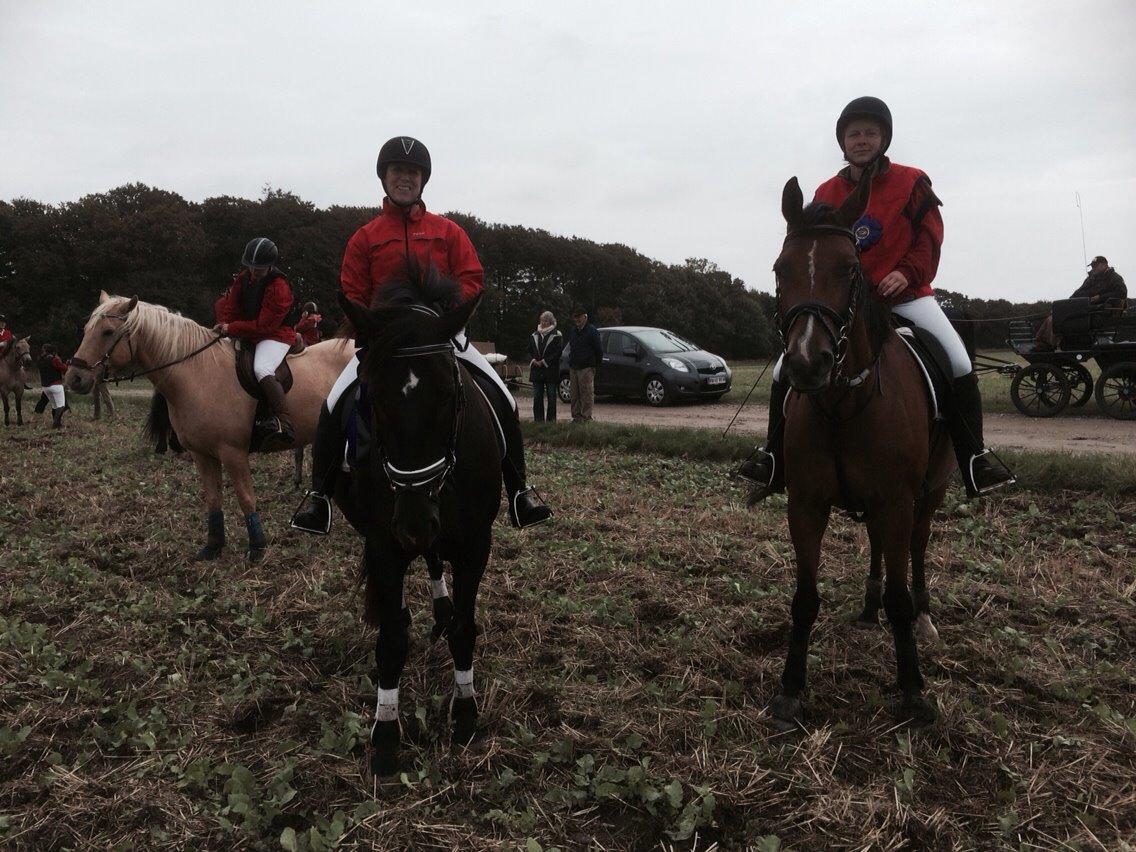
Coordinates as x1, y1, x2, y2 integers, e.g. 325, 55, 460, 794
125, 296, 139, 314
337, 292, 381, 343
836, 162, 874, 226
782, 177, 804, 228
98, 290, 110, 304
438, 294, 481, 341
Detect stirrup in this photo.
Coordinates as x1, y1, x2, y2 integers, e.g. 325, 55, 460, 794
290, 491, 332, 535
730, 447, 776, 487
509, 486, 553, 529
968, 450, 1015, 496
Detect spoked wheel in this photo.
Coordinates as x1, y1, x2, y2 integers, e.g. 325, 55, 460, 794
1010, 364, 1070, 417
1062, 364, 1094, 408
1094, 362, 1136, 420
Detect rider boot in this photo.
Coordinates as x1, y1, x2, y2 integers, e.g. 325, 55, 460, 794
257, 376, 295, 452
947, 372, 1015, 497
51, 406, 64, 429
34, 392, 48, 414
731, 378, 788, 503
290, 404, 341, 535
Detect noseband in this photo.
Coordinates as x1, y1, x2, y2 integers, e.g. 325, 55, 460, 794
380, 341, 464, 497
69, 313, 134, 374
776, 224, 868, 386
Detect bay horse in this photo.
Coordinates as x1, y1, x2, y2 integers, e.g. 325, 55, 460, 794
65, 292, 355, 562
334, 270, 500, 779
767, 174, 953, 728
1, 335, 33, 426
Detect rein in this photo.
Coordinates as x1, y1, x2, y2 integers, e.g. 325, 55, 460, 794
71, 312, 225, 383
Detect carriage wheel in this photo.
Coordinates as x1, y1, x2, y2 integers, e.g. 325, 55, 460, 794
1094, 362, 1136, 420
1063, 364, 1094, 408
1010, 364, 1070, 417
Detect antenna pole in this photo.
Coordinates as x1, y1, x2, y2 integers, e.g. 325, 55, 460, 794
1074, 191, 1088, 268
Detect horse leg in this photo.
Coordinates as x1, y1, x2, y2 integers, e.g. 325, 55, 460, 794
1, 392, 9, 426
872, 502, 935, 723
446, 532, 490, 746
425, 551, 453, 640
292, 446, 304, 490
219, 449, 266, 564
15, 389, 22, 426
190, 452, 225, 560
367, 538, 410, 780
911, 489, 945, 645
769, 496, 829, 728
856, 525, 884, 626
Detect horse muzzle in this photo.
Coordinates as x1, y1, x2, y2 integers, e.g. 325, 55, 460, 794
782, 348, 834, 395
64, 366, 96, 395
391, 491, 441, 554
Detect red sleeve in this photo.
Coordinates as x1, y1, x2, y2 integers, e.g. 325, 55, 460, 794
225, 278, 294, 338
214, 279, 240, 325
340, 229, 373, 307
447, 222, 484, 303
895, 178, 943, 291
52, 356, 68, 372
296, 315, 317, 334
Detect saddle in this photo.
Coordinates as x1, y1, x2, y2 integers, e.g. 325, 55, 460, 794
892, 321, 953, 421
234, 334, 304, 452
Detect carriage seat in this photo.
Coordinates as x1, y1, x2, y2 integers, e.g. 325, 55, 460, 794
1053, 297, 1127, 346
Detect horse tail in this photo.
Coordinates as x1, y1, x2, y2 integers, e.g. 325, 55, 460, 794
145, 391, 183, 454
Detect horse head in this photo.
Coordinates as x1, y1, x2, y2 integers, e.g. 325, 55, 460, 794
339, 271, 480, 554
67, 291, 138, 393
11, 336, 33, 372
774, 169, 872, 393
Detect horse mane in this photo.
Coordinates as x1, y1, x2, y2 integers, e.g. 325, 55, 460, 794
365, 266, 463, 359
86, 297, 233, 369
792, 203, 893, 356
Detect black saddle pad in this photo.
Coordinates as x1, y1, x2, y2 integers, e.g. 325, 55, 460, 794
891, 320, 953, 421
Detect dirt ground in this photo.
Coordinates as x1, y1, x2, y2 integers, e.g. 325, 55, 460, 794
521, 399, 1136, 456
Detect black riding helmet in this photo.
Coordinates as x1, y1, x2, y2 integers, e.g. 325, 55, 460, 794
376, 136, 431, 203
836, 96, 893, 157
242, 237, 279, 268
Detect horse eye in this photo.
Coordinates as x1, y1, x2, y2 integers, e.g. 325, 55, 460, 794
102, 329, 114, 337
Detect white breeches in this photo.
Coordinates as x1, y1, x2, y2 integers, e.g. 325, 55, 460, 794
325, 329, 517, 412
43, 384, 66, 409
253, 339, 292, 381
771, 295, 972, 381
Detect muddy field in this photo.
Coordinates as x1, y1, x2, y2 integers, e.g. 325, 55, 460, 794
2, 412, 1135, 849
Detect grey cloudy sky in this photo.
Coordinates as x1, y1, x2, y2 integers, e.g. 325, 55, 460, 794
2, 0, 1134, 302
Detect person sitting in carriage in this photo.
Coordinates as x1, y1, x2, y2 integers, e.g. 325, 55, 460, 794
296, 301, 323, 346
1034, 256, 1127, 350
290, 135, 553, 535
212, 237, 296, 451
735, 96, 1014, 499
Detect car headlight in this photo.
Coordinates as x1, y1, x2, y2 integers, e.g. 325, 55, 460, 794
662, 357, 689, 372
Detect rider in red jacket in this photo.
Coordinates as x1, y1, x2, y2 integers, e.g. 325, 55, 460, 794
295, 302, 323, 346
213, 238, 296, 450
291, 136, 553, 534
736, 97, 1013, 499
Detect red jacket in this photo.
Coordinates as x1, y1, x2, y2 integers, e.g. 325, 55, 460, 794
0, 328, 11, 356
296, 313, 323, 346
813, 159, 943, 306
340, 199, 483, 308
213, 271, 295, 345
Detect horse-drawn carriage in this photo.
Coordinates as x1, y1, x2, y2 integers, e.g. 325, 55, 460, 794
975, 297, 1136, 419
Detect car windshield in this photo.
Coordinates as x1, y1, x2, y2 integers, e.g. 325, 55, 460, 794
634, 329, 698, 354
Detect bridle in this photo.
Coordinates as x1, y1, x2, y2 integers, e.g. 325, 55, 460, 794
68, 312, 134, 374
775, 224, 870, 388
69, 311, 224, 383
378, 340, 464, 497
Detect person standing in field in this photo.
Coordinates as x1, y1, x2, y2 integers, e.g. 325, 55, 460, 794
566, 305, 602, 422
37, 343, 69, 429
735, 96, 1013, 500
529, 310, 563, 422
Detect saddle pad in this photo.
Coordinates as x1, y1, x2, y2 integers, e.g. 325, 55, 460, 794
894, 327, 949, 421
234, 336, 301, 400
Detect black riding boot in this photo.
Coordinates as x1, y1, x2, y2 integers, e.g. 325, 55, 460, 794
34, 392, 48, 414
947, 373, 1015, 497
290, 404, 342, 534
731, 378, 788, 503
51, 406, 64, 429
257, 376, 295, 452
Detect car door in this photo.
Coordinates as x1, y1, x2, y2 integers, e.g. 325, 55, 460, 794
602, 331, 641, 395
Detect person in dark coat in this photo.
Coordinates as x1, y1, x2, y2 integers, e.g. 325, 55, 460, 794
1035, 256, 1127, 348
528, 310, 563, 422
566, 305, 603, 422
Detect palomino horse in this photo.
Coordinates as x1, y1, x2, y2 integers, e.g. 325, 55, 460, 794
334, 271, 500, 779
65, 292, 355, 562
1, 336, 32, 426
767, 175, 953, 728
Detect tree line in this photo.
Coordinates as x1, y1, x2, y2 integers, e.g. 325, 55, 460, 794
0, 183, 1043, 361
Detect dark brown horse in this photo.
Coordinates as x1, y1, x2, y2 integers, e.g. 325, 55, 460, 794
768, 173, 953, 728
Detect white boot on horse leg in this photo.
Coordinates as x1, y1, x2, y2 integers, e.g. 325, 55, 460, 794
451, 666, 477, 746
915, 612, 940, 644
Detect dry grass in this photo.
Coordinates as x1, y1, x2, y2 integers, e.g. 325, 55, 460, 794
1, 409, 1134, 850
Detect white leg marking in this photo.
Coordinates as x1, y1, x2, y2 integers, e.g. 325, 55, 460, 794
915, 613, 940, 644
432, 577, 449, 600
454, 667, 475, 699
374, 686, 399, 728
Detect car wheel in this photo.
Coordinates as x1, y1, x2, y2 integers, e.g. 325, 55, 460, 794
558, 375, 572, 404
644, 375, 670, 406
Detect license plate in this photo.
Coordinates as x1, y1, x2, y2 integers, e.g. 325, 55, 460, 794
707, 375, 726, 385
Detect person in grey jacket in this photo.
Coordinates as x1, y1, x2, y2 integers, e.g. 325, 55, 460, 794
529, 311, 563, 421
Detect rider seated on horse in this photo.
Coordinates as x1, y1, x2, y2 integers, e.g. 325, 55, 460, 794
290, 135, 553, 534
735, 96, 1014, 499
296, 302, 323, 346
0, 315, 12, 360
213, 237, 296, 451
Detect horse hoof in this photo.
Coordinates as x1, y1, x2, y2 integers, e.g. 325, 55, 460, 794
894, 694, 936, 725
768, 694, 803, 730
370, 719, 401, 779
193, 544, 224, 561
854, 611, 880, 628
246, 547, 267, 565
451, 696, 478, 746
914, 613, 940, 644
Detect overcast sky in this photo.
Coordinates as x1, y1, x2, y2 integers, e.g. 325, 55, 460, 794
2, 0, 1134, 302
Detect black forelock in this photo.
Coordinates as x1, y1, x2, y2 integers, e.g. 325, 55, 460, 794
369, 262, 461, 313
794, 202, 840, 232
